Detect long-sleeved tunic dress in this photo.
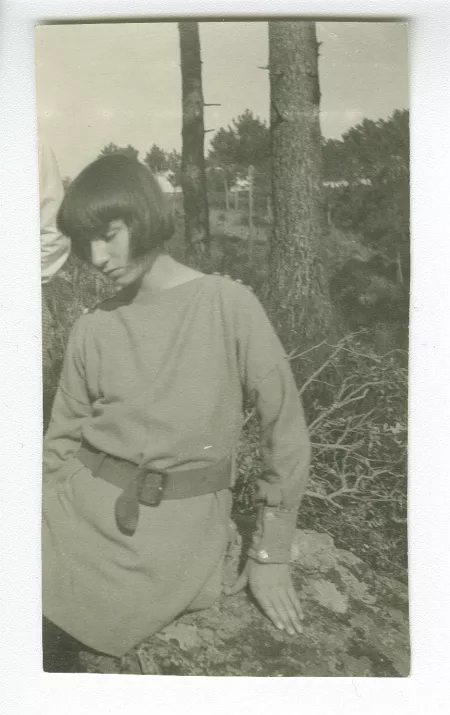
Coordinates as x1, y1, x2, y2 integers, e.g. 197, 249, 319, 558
42, 274, 310, 657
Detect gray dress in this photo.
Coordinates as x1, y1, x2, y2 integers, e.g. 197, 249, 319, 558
42, 275, 310, 656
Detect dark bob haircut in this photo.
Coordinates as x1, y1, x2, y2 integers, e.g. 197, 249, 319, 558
57, 153, 174, 262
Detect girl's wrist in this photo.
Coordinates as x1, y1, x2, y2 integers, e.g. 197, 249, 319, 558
248, 504, 298, 563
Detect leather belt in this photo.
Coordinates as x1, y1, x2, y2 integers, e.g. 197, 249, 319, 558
77, 441, 231, 536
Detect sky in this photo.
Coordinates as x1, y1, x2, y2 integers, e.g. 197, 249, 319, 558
35, 21, 409, 180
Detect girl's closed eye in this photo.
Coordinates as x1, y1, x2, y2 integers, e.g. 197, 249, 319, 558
101, 224, 121, 241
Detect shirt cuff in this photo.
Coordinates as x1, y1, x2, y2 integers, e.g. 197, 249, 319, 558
247, 505, 298, 564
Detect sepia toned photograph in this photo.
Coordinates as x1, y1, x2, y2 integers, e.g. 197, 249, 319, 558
36, 19, 410, 676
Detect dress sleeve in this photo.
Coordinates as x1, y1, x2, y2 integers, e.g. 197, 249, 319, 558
43, 317, 92, 484
39, 138, 71, 284
234, 283, 311, 564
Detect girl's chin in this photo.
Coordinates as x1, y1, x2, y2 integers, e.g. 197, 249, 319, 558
112, 268, 143, 288
112, 268, 134, 282
109, 261, 150, 287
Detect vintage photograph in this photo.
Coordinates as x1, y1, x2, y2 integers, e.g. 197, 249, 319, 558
36, 19, 410, 675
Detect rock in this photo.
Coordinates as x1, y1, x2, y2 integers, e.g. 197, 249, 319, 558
81, 528, 410, 677
156, 623, 202, 652
291, 530, 343, 572
336, 565, 377, 606
303, 578, 349, 614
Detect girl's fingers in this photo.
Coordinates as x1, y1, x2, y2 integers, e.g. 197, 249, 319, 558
269, 593, 295, 635
257, 594, 285, 631
223, 568, 249, 596
280, 591, 303, 634
255, 587, 304, 636
287, 585, 305, 622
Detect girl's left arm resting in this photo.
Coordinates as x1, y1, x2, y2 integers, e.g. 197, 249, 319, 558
226, 285, 311, 635
224, 483, 308, 635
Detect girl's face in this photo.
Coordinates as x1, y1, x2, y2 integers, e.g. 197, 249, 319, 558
90, 219, 150, 287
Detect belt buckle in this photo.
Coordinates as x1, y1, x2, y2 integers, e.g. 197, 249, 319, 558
138, 467, 168, 507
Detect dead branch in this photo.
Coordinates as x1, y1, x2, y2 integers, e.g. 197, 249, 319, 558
288, 338, 328, 360
310, 442, 364, 452
309, 389, 370, 433
304, 490, 344, 509
243, 407, 256, 426
298, 342, 344, 396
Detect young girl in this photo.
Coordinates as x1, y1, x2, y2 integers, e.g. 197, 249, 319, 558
42, 153, 311, 672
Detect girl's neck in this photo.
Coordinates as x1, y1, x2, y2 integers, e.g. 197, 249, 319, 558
140, 253, 204, 293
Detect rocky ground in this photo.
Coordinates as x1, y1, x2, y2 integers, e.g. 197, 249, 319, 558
81, 525, 410, 677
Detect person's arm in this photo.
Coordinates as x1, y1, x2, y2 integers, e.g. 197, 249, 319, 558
225, 284, 311, 635
43, 317, 92, 484
39, 138, 70, 284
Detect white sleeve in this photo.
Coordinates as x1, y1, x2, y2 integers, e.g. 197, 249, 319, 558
39, 138, 70, 284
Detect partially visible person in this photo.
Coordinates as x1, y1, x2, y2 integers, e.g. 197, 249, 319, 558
39, 137, 70, 426
39, 137, 70, 283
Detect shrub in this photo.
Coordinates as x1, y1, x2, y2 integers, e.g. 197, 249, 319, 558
234, 334, 408, 578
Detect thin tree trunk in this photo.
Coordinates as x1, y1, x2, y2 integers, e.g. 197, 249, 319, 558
224, 177, 229, 213
267, 21, 333, 366
178, 22, 210, 261
396, 249, 404, 286
248, 165, 254, 260
266, 195, 272, 223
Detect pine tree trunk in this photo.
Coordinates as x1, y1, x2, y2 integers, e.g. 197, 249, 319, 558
267, 21, 333, 367
178, 22, 210, 261
224, 177, 229, 213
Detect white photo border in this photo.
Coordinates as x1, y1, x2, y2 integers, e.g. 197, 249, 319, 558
1, 1, 449, 713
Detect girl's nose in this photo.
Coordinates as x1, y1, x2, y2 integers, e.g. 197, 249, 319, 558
91, 240, 109, 269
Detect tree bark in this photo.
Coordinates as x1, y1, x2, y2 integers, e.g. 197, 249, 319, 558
267, 22, 333, 367
224, 177, 229, 213
178, 22, 210, 261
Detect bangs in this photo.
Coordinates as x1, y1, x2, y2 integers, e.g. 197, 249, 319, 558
57, 154, 174, 260
57, 156, 147, 240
